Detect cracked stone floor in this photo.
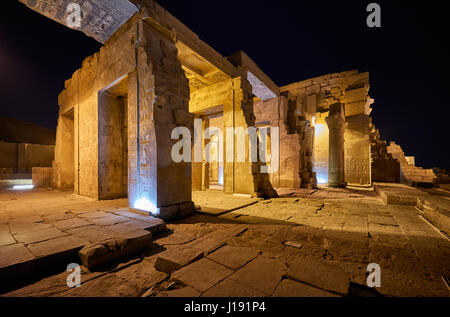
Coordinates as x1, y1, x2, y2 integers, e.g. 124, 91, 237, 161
1, 188, 449, 297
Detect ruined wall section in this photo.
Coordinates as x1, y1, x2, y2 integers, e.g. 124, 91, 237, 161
282, 70, 373, 187
370, 125, 400, 183
0, 141, 54, 174
387, 142, 436, 185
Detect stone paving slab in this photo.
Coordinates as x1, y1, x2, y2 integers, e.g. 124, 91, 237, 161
229, 255, 287, 296
13, 227, 69, 244
27, 235, 87, 258
53, 218, 93, 230
285, 257, 350, 296
0, 243, 35, 268
172, 258, 234, 293
0, 232, 15, 247
154, 244, 205, 274
207, 246, 260, 271
90, 215, 130, 226
202, 278, 266, 297
192, 190, 260, 215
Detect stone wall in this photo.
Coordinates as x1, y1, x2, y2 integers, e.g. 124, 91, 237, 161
0, 141, 54, 174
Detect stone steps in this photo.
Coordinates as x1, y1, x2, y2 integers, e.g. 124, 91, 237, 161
0, 211, 166, 294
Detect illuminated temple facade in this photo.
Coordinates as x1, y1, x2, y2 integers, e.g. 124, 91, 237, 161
18, 0, 433, 219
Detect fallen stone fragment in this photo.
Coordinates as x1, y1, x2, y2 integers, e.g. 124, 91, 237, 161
285, 257, 350, 296
283, 240, 303, 249
79, 229, 152, 271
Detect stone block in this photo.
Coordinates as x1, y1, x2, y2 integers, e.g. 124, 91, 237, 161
173, 258, 233, 293
285, 257, 350, 296
79, 229, 152, 271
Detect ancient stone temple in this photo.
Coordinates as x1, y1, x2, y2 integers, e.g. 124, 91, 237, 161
18, 0, 435, 219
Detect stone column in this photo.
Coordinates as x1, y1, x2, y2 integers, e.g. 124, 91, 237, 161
325, 103, 347, 188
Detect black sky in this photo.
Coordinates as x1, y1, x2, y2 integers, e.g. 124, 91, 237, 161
0, 0, 449, 169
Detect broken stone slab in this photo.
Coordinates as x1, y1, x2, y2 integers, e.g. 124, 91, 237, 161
272, 279, 339, 297
79, 229, 153, 271
285, 257, 350, 296
207, 246, 260, 271
154, 245, 204, 274
172, 258, 234, 293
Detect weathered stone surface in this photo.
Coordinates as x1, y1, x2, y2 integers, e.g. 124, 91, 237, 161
202, 278, 266, 297
156, 232, 196, 246
0, 232, 16, 247
67, 226, 118, 243
79, 229, 152, 271
78, 211, 111, 219
173, 258, 233, 293
27, 235, 86, 258
285, 257, 350, 296
53, 218, 93, 230
272, 279, 339, 297
157, 286, 201, 297
0, 243, 35, 268
13, 227, 69, 244
115, 260, 168, 293
63, 274, 139, 297
207, 246, 259, 270
229, 256, 287, 295
90, 215, 130, 226
106, 220, 157, 235
154, 245, 204, 274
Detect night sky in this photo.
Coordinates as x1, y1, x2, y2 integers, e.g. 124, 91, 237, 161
0, 1, 448, 169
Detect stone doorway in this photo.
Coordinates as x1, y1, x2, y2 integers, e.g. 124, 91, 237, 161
208, 114, 224, 191
98, 76, 129, 200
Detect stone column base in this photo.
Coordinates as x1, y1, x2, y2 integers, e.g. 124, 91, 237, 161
155, 201, 195, 221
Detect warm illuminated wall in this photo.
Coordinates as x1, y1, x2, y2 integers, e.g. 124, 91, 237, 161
313, 114, 329, 184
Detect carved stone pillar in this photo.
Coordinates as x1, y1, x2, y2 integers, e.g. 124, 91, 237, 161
325, 103, 347, 188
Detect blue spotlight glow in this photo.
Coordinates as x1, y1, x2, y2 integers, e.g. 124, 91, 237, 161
12, 185, 34, 190
134, 197, 158, 215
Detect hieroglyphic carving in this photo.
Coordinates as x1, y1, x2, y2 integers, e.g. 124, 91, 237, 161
18, 0, 138, 43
